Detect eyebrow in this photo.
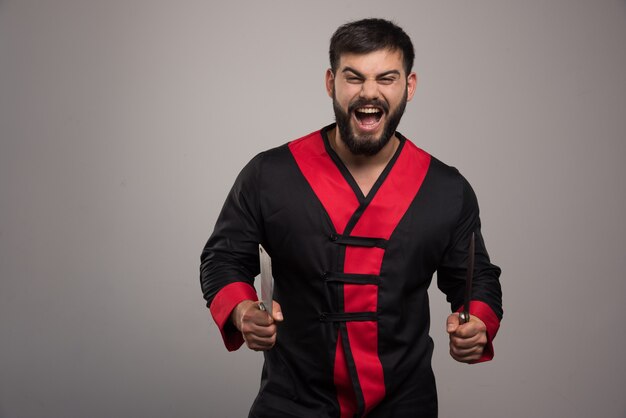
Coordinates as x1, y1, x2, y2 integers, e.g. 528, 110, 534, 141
342, 67, 402, 79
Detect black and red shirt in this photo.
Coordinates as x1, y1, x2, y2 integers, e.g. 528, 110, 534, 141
200, 125, 503, 418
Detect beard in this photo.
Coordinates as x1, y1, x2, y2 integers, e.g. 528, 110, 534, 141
332, 89, 408, 156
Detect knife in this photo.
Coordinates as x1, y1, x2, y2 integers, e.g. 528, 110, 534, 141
459, 231, 475, 325
258, 245, 274, 316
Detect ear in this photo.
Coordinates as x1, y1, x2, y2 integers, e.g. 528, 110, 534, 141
325, 68, 335, 98
406, 72, 418, 102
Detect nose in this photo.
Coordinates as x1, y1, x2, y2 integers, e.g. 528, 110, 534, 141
359, 79, 379, 100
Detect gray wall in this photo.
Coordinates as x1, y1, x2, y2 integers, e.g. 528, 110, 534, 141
1, 1, 625, 417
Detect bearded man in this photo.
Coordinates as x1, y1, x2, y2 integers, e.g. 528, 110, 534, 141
200, 18, 503, 418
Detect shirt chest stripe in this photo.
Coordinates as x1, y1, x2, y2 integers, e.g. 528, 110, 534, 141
288, 131, 358, 234
343, 140, 431, 414
288, 129, 431, 417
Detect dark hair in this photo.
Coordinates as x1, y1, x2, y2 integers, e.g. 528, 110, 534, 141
329, 18, 415, 76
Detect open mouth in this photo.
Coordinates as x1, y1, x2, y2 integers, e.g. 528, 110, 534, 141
353, 107, 384, 129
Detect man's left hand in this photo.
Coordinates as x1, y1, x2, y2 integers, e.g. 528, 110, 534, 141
446, 313, 487, 363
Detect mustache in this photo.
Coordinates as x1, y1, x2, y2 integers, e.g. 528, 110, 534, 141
348, 99, 389, 114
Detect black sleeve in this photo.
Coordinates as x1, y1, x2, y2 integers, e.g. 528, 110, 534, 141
199, 153, 265, 308
436, 175, 503, 320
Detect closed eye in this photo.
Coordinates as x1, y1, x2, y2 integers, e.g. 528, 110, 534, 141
378, 77, 396, 85
345, 76, 364, 84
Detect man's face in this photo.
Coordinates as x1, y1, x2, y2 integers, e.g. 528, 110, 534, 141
326, 49, 417, 156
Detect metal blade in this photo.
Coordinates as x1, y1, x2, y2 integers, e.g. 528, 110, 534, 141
460, 231, 475, 324
259, 245, 273, 316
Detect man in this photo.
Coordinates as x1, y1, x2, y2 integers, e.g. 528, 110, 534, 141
200, 18, 502, 418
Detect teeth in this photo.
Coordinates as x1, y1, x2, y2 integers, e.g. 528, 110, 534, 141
356, 107, 381, 114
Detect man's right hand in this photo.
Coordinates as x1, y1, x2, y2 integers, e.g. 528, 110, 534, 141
231, 300, 283, 351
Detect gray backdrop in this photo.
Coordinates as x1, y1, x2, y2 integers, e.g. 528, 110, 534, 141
1, 1, 625, 417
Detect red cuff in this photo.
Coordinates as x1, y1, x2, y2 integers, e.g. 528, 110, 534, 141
457, 300, 501, 363
210, 282, 258, 351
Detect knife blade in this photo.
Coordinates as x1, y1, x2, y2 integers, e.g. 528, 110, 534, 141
459, 231, 475, 325
259, 245, 273, 316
